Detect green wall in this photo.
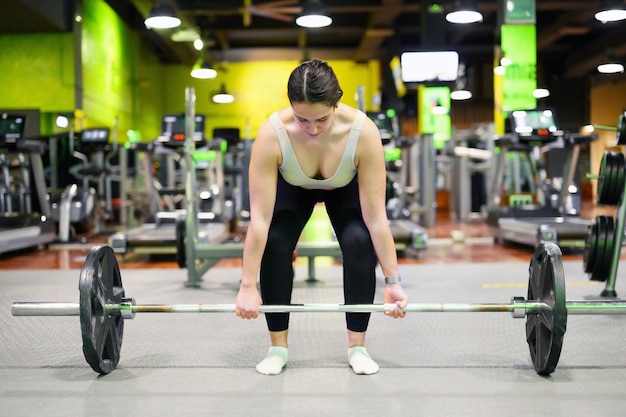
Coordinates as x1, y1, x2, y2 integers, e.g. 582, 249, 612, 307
81, 0, 163, 141
0, 33, 74, 114
0, 0, 381, 143
163, 60, 381, 139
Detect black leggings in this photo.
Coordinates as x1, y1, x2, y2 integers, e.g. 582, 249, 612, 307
260, 174, 378, 333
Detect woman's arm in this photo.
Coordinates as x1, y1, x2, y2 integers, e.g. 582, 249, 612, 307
236, 119, 281, 318
355, 115, 408, 316
355, 116, 400, 279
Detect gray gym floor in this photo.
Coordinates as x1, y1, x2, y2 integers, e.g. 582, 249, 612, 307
2, 258, 626, 417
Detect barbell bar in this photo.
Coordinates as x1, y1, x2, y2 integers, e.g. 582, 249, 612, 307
10, 243, 626, 376
14, 299, 626, 317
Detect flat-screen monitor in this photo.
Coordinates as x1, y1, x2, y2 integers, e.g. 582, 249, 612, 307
509, 109, 559, 137
400, 51, 459, 85
158, 114, 205, 143
0, 113, 26, 144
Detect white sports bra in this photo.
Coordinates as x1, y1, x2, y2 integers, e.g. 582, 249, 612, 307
269, 110, 366, 190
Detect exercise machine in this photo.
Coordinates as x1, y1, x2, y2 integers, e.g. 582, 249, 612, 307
486, 108, 596, 249
447, 124, 494, 222
212, 126, 252, 237
51, 127, 118, 242
0, 113, 56, 254
109, 113, 226, 255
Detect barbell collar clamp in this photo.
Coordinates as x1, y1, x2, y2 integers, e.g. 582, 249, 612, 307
511, 296, 527, 318
120, 298, 136, 320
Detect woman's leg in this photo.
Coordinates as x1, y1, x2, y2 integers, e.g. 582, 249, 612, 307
324, 176, 380, 374
256, 175, 315, 374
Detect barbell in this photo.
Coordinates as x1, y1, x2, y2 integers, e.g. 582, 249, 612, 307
11, 243, 626, 376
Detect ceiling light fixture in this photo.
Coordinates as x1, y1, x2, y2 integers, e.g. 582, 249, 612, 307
597, 51, 625, 74
446, 0, 483, 24
212, 84, 235, 104
595, 0, 626, 22
193, 30, 217, 51
450, 89, 472, 100
191, 58, 217, 79
597, 61, 625, 74
296, 0, 332, 28
533, 88, 550, 99
451, 62, 472, 101
144, 1, 181, 29
171, 27, 200, 43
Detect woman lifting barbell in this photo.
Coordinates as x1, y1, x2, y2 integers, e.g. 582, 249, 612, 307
235, 58, 409, 375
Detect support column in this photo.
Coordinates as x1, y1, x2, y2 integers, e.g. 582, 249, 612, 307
495, 0, 538, 132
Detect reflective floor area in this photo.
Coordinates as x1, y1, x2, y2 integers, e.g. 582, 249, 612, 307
0, 203, 617, 270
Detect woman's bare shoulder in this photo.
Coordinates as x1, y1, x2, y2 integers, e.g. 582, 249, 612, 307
251, 114, 283, 161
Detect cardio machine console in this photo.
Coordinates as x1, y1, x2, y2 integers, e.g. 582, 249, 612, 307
157, 114, 206, 147
79, 127, 111, 152
0, 113, 26, 147
508, 108, 563, 144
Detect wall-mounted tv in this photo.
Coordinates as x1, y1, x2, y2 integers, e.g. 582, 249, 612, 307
400, 51, 459, 86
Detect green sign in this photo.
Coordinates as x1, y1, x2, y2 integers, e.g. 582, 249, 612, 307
501, 24, 537, 112
418, 85, 451, 149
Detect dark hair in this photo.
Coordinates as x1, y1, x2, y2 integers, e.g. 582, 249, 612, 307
287, 59, 344, 106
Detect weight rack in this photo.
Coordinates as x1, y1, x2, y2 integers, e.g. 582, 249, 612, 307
585, 112, 626, 296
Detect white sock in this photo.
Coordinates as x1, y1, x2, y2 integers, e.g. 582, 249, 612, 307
256, 346, 288, 375
348, 346, 379, 375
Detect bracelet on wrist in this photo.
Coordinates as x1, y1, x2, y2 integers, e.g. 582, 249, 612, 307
384, 275, 401, 285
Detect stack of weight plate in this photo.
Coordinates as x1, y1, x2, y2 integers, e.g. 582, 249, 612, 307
583, 112, 626, 281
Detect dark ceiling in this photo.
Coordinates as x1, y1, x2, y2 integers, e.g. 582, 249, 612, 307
3, 0, 626, 82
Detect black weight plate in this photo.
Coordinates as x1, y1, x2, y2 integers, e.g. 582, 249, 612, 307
595, 216, 616, 282
616, 112, 626, 146
590, 216, 612, 281
603, 152, 621, 206
603, 152, 625, 206
595, 152, 608, 205
582, 219, 599, 274
79, 245, 125, 374
596, 152, 614, 205
603, 216, 617, 277
590, 216, 608, 280
605, 153, 617, 206
611, 152, 625, 204
176, 219, 186, 268
526, 242, 567, 375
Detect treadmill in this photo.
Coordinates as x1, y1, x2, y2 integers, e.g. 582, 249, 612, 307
0, 113, 56, 255
109, 114, 226, 254
486, 108, 596, 249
